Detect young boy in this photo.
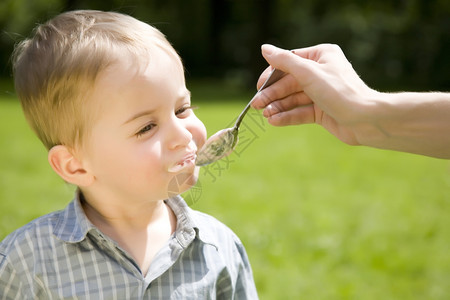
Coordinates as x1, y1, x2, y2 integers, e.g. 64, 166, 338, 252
0, 10, 258, 299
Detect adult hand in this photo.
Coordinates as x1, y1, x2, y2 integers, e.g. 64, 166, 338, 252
251, 43, 377, 146
251, 44, 450, 159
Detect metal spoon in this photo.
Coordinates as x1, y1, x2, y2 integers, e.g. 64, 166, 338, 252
196, 68, 285, 166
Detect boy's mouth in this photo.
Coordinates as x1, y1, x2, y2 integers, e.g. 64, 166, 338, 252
168, 153, 197, 173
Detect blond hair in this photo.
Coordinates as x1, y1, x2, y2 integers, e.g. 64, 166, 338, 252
12, 10, 180, 150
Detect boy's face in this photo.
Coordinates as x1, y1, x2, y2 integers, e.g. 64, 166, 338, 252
80, 48, 206, 202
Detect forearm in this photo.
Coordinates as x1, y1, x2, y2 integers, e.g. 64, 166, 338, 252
358, 91, 450, 159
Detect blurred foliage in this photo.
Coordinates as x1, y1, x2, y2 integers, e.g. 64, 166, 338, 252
0, 0, 449, 92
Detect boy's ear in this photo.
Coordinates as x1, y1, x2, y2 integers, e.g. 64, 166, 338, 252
48, 145, 94, 187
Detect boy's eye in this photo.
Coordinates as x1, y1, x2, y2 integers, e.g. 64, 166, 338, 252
176, 105, 198, 118
136, 123, 156, 137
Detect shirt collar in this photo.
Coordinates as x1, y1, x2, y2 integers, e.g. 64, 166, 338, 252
165, 195, 218, 250
53, 190, 95, 243
53, 191, 218, 249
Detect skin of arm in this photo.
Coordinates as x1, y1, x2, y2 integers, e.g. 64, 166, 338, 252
251, 44, 450, 159
365, 91, 450, 159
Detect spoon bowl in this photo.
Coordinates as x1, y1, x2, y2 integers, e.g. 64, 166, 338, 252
195, 127, 238, 166
196, 68, 285, 166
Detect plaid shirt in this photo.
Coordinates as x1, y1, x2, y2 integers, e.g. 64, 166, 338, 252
0, 194, 258, 299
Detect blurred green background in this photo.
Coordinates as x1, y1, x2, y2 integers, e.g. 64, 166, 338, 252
1, 0, 449, 299
0, 0, 449, 91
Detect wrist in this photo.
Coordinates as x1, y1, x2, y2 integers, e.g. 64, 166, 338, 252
351, 90, 392, 148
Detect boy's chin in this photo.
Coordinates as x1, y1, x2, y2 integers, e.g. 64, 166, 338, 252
166, 171, 199, 199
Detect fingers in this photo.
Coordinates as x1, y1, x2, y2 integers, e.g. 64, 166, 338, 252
251, 44, 323, 112
262, 92, 316, 126
262, 92, 312, 117
251, 73, 302, 109
267, 105, 316, 127
256, 66, 273, 90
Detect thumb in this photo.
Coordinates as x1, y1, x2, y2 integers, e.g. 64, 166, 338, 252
261, 44, 292, 68
261, 44, 316, 84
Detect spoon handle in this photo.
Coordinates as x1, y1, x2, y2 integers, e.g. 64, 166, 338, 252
234, 68, 285, 129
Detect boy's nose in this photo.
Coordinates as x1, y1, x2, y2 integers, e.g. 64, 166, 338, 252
166, 118, 192, 149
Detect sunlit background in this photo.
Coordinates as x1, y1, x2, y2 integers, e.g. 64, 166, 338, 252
1, 1, 449, 299
1, 0, 449, 91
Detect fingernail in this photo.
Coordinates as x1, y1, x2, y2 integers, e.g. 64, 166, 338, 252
263, 104, 274, 118
262, 44, 277, 56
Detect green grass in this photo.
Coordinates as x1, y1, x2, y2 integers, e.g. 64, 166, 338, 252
1, 85, 449, 299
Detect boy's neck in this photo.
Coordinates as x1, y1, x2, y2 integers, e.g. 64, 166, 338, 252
80, 195, 171, 229
79, 191, 177, 275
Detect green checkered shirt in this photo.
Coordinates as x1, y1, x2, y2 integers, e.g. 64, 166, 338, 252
0, 194, 258, 299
